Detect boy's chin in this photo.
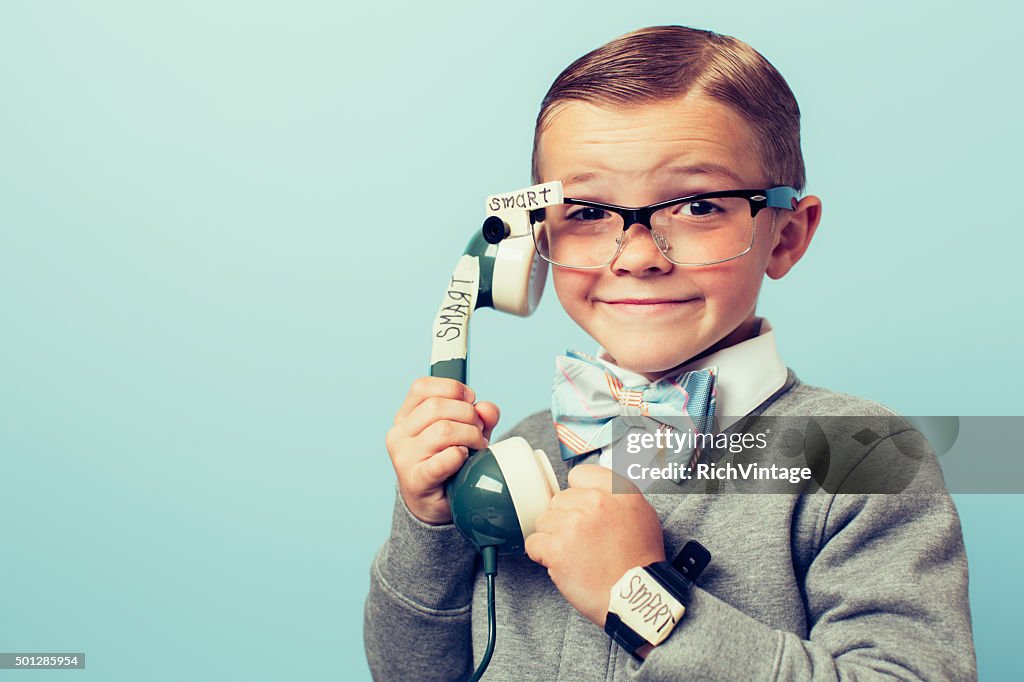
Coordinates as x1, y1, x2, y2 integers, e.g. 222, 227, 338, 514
601, 346, 699, 380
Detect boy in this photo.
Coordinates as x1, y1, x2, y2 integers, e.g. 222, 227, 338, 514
365, 26, 976, 680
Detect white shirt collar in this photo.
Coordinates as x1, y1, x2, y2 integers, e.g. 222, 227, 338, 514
585, 317, 787, 490
593, 317, 787, 429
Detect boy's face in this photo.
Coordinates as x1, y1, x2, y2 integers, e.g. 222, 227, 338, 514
535, 92, 814, 380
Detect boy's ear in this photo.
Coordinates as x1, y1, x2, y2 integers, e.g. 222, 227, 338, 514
765, 195, 822, 280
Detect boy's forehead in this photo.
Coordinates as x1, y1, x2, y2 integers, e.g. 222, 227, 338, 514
537, 93, 764, 191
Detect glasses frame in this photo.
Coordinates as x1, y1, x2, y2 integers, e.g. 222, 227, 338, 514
528, 186, 799, 268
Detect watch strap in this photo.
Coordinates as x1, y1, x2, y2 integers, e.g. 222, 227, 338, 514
643, 561, 692, 603
640, 539, 712, 604
671, 540, 712, 584
604, 611, 649, 662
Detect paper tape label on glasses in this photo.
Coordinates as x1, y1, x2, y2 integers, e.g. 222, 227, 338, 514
486, 182, 563, 215
430, 255, 480, 365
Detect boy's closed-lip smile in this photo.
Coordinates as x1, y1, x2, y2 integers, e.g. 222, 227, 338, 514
594, 297, 702, 315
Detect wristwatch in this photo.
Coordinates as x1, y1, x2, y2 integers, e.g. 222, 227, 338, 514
604, 540, 712, 661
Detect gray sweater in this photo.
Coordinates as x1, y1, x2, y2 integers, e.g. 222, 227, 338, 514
364, 371, 977, 680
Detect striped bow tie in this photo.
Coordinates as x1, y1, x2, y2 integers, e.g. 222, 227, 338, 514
551, 350, 717, 469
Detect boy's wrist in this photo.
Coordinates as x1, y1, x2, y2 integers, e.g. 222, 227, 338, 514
374, 487, 478, 611
395, 486, 459, 531
399, 488, 454, 526
605, 541, 711, 660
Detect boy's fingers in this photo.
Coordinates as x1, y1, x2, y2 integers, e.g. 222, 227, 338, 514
548, 486, 593, 511
398, 397, 484, 440
422, 420, 489, 454
412, 445, 470, 489
395, 377, 475, 424
566, 463, 640, 495
474, 401, 501, 440
566, 463, 613, 490
532, 508, 559, 534
524, 531, 551, 568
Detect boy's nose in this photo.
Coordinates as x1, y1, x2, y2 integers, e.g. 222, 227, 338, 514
610, 223, 674, 274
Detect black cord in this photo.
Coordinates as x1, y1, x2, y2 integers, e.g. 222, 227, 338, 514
468, 546, 498, 681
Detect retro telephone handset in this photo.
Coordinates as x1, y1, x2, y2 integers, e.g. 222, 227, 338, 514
429, 182, 564, 680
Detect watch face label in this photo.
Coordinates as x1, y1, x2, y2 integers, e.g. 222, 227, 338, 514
608, 567, 686, 646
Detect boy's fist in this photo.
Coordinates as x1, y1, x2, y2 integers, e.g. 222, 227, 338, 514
525, 464, 665, 627
386, 377, 500, 525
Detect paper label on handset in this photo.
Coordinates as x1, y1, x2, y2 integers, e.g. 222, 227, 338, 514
430, 255, 480, 365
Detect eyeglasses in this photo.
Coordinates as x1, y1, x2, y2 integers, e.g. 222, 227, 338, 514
526, 186, 799, 268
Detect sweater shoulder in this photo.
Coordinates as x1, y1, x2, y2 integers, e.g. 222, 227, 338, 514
770, 370, 905, 420
500, 409, 555, 441
766, 371, 948, 494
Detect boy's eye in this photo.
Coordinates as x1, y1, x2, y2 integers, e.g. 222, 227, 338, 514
677, 200, 719, 217
567, 207, 612, 222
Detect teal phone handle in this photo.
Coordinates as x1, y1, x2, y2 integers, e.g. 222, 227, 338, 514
426, 193, 560, 682
429, 358, 467, 384
447, 433, 560, 555
437, 429, 557, 556
429, 224, 558, 556
444, 444, 526, 554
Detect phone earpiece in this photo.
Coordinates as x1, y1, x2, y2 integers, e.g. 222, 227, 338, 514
491, 231, 547, 317
482, 216, 510, 244
471, 209, 547, 317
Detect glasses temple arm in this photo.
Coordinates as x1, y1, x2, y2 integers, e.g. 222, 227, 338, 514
764, 186, 799, 211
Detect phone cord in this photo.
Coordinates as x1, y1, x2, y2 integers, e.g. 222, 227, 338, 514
468, 545, 498, 681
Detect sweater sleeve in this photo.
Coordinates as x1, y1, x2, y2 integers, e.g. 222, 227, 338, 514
363, 487, 479, 681
626, 428, 978, 681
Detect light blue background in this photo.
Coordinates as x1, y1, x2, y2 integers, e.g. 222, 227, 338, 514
1, 1, 1020, 679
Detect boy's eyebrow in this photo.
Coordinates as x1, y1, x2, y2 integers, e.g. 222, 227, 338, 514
561, 163, 746, 189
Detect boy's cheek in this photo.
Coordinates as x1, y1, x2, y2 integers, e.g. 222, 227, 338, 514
549, 259, 766, 330
698, 260, 766, 305
550, 269, 594, 315
550, 267, 592, 292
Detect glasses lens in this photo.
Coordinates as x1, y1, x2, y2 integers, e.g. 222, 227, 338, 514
531, 196, 758, 268
532, 204, 625, 268
650, 196, 754, 265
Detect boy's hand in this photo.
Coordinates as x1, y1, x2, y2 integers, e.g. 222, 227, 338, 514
525, 464, 665, 627
386, 377, 500, 525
